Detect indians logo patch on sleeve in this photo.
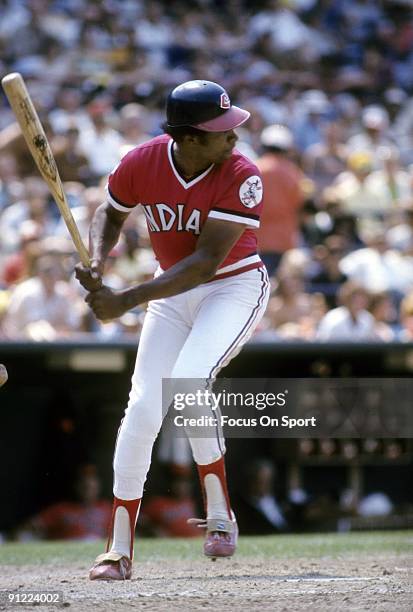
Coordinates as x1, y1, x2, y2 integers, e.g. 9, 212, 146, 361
239, 175, 263, 208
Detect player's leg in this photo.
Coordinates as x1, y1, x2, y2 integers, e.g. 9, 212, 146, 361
171, 267, 270, 556
90, 296, 191, 580
110, 303, 190, 557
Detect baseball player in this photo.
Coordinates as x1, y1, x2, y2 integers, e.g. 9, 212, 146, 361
76, 80, 270, 580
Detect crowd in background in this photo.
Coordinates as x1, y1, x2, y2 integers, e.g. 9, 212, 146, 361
1, 0, 413, 342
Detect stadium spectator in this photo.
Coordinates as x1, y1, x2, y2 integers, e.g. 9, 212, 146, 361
319, 198, 364, 251
363, 147, 412, 211
53, 125, 91, 183
235, 459, 289, 535
276, 247, 312, 281
331, 152, 383, 221
339, 230, 413, 296
18, 465, 112, 541
49, 87, 89, 135
357, 492, 394, 519
0, 152, 20, 212
0, 115, 59, 177
119, 103, 152, 157
308, 235, 349, 308
77, 97, 123, 180
55, 186, 104, 243
303, 121, 348, 193
316, 281, 377, 341
1, 220, 43, 287
0, 177, 57, 253
134, 2, 173, 59
0, 120, 31, 177
346, 105, 393, 168
249, 1, 332, 67
299, 198, 331, 247
293, 89, 331, 153
367, 291, 397, 342
139, 471, 200, 538
398, 292, 413, 342
304, 488, 343, 533
255, 124, 305, 276
2, 254, 82, 340
261, 273, 326, 341
386, 201, 413, 253
393, 95, 413, 167
112, 226, 158, 286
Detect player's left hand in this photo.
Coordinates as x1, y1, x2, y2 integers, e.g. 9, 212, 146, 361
75, 259, 104, 292
85, 286, 129, 321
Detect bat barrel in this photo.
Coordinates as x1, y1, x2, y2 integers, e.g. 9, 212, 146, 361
1, 72, 91, 267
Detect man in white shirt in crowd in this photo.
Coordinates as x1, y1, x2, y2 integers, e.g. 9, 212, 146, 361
77, 98, 123, 180
3, 254, 81, 340
316, 280, 377, 341
339, 229, 413, 295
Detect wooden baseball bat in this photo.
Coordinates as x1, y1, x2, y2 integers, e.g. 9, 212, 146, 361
1, 72, 90, 267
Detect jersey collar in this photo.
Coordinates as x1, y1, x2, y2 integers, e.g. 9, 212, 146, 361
167, 139, 214, 190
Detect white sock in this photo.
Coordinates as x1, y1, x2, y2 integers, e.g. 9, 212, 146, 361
204, 474, 231, 521
110, 506, 139, 558
110, 506, 130, 557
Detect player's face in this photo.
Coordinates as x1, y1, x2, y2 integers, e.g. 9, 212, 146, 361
198, 130, 238, 164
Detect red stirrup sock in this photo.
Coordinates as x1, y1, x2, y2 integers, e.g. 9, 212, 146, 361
197, 456, 232, 520
107, 497, 141, 560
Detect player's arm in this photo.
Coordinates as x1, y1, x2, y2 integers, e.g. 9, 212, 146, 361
75, 202, 129, 291
128, 217, 244, 299
76, 147, 140, 291
85, 218, 245, 320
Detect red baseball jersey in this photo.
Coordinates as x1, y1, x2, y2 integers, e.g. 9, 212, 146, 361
107, 135, 264, 280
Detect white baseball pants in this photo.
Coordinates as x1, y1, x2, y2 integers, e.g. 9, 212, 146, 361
113, 266, 270, 500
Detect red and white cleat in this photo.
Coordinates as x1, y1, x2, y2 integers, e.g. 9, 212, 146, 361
89, 551, 132, 581
188, 514, 238, 559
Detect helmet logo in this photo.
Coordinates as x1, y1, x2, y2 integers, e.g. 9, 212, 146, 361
220, 93, 230, 109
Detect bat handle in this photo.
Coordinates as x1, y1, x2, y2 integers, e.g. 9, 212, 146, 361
75, 243, 92, 276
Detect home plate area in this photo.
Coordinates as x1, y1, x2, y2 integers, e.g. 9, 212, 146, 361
2, 554, 412, 612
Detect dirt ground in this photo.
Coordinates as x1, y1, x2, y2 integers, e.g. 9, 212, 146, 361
1, 554, 412, 612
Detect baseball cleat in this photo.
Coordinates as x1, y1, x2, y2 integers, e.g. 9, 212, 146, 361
89, 551, 132, 581
188, 514, 238, 559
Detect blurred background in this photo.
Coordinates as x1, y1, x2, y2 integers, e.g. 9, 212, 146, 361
0, 0, 412, 542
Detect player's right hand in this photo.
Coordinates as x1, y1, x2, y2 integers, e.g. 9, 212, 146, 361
75, 259, 104, 292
